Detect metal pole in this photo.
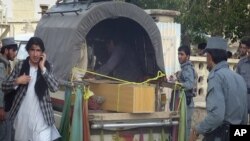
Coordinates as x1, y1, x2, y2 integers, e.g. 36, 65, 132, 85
91, 120, 179, 130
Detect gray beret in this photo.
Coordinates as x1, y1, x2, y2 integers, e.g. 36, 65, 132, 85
205, 37, 227, 51
1, 37, 17, 47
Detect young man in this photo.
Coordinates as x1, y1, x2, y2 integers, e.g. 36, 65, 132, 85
236, 37, 250, 119
176, 45, 196, 140
2, 37, 60, 141
237, 37, 249, 59
95, 37, 144, 82
190, 37, 248, 141
197, 42, 207, 56
0, 37, 17, 141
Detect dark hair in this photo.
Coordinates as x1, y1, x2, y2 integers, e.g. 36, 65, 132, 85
206, 49, 228, 64
240, 36, 250, 47
198, 42, 207, 50
25, 37, 45, 52
0, 45, 18, 54
178, 45, 191, 56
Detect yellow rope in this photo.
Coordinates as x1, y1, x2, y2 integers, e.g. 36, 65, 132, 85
72, 67, 130, 83
117, 84, 121, 112
72, 67, 167, 112
172, 82, 183, 111
72, 67, 166, 85
83, 86, 94, 100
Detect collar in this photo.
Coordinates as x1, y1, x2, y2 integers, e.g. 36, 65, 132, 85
180, 60, 192, 68
28, 60, 39, 68
208, 61, 228, 79
0, 54, 9, 66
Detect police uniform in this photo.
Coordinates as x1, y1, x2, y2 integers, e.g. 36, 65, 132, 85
178, 60, 196, 139
236, 56, 250, 113
0, 37, 17, 141
195, 37, 248, 141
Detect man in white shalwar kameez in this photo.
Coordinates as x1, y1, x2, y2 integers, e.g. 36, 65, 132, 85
2, 37, 60, 141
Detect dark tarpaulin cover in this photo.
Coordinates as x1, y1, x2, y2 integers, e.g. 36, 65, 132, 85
35, 1, 164, 80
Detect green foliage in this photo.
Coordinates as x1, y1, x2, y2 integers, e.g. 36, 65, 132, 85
131, 0, 250, 44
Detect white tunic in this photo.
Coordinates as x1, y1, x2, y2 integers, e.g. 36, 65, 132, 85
14, 66, 60, 141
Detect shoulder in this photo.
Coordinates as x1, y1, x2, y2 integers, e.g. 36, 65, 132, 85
13, 60, 25, 71
17, 60, 24, 67
182, 62, 195, 73
234, 71, 246, 82
208, 67, 227, 81
215, 67, 231, 77
0, 62, 6, 76
207, 70, 227, 93
208, 72, 217, 83
0, 55, 9, 67
0, 62, 5, 68
238, 57, 247, 64
212, 68, 242, 83
184, 61, 194, 68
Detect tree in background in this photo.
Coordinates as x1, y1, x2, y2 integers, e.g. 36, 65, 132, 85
130, 0, 250, 44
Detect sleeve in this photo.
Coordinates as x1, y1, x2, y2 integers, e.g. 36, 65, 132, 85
42, 63, 59, 93
181, 67, 195, 90
2, 62, 22, 93
0, 63, 5, 107
196, 76, 225, 134
96, 46, 125, 76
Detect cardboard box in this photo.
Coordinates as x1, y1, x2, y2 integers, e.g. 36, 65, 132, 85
89, 83, 155, 113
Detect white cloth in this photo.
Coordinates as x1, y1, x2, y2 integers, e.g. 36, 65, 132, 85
14, 66, 60, 141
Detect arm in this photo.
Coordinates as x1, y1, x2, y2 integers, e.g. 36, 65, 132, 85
2, 62, 22, 93
0, 63, 5, 107
39, 53, 59, 92
181, 67, 195, 90
195, 76, 225, 134
96, 46, 125, 75
41, 63, 59, 93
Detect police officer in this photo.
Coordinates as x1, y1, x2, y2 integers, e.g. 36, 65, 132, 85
176, 45, 196, 140
236, 37, 250, 120
190, 37, 248, 141
0, 37, 17, 141
237, 37, 249, 59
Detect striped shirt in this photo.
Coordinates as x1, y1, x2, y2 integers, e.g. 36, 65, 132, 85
2, 60, 59, 126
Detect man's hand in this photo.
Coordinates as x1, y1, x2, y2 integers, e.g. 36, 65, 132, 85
39, 53, 46, 70
15, 73, 31, 85
0, 107, 6, 121
189, 128, 199, 141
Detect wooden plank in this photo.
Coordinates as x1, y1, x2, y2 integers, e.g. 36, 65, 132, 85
84, 79, 122, 84
160, 81, 182, 90
89, 83, 155, 113
88, 111, 179, 121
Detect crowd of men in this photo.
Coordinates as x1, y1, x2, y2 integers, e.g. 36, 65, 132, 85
0, 36, 249, 141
